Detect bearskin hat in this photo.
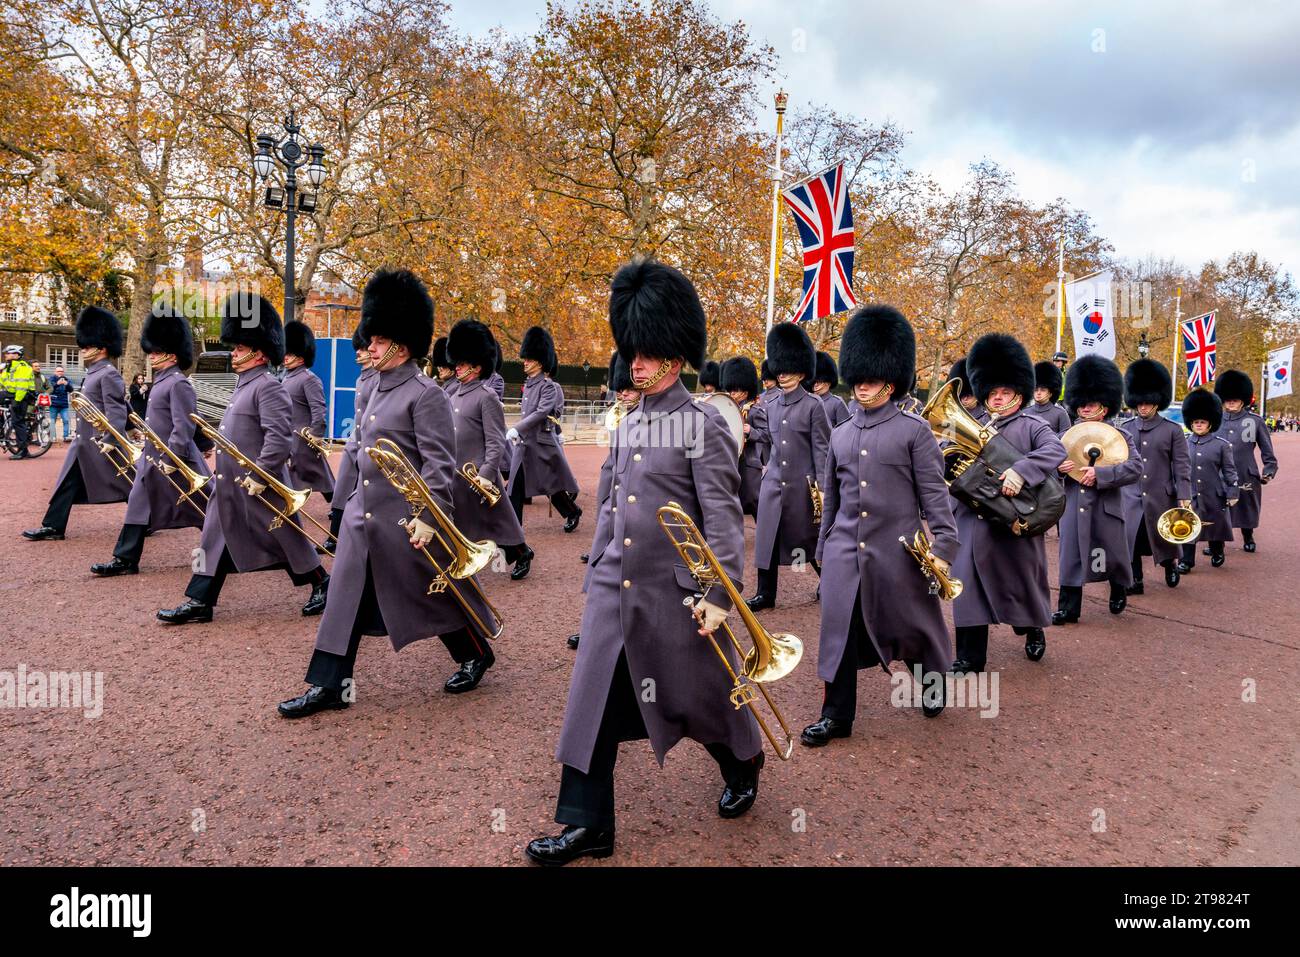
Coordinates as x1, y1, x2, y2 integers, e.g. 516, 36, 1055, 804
520, 325, 558, 377
139, 302, 194, 371
1182, 388, 1223, 432
359, 268, 434, 361
760, 359, 774, 384
1033, 360, 1062, 399
765, 322, 815, 382
1214, 369, 1254, 404
839, 305, 915, 397
284, 320, 316, 366
1065, 354, 1124, 417
947, 358, 974, 400
699, 360, 721, 390
351, 324, 369, 353
608, 259, 708, 369
1124, 358, 1173, 410
720, 356, 759, 400
967, 333, 1036, 405
447, 319, 497, 372
607, 349, 634, 393
814, 351, 839, 389
75, 305, 125, 358
220, 292, 284, 365
432, 335, 451, 371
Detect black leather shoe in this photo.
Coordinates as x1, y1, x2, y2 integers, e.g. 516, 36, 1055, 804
563, 507, 583, 533
1202, 547, 1214, 556
525, 826, 615, 866
1051, 610, 1078, 626
301, 576, 329, 616
718, 753, 763, 818
1126, 580, 1144, 595
1164, 564, 1180, 588
10, 452, 29, 460
744, 593, 775, 612
277, 685, 348, 719
800, 716, 852, 747
1210, 553, 1225, 567
950, 657, 983, 674
566, 633, 579, 650
91, 557, 138, 577
1243, 541, 1256, 553
1025, 628, 1047, 660
445, 647, 495, 693
1109, 593, 1127, 615
1175, 560, 1193, 574
510, 545, 534, 581
579, 553, 589, 564
319, 537, 337, 555
157, 599, 213, 624
22, 526, 64, 541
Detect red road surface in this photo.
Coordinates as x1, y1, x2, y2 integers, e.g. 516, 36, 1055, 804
1, 437, 1297, 865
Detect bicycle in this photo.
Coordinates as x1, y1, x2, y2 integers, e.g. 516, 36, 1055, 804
1, 391, 54, 458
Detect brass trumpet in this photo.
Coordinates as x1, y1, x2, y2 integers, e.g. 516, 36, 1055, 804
70, 391, 140, 480
1157, 506, 1202, 544
808, 476, 824, 526
296, 426, 344, 459
899, 529, 963, 600
189, 414, 335, 556
128, 412, 210, 518
459, 462, 502, 506
366, 437, 504, 644
656, 502, 802, 760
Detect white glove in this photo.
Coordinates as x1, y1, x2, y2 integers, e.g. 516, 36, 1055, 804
1227, 499, 1239, 507
692, 598, 728, 635
999, 467, 1024, 496
407, 516, 435, 549
506, 427, 519, 443
242, 477, 268, 497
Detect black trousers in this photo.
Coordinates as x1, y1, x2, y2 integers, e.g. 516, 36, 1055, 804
11, 396, 31, 450
501, 542, 529, 563
1130, 517, 1172, 581
821, 594, 889, 722
303, 560, 484, 689
184, 547, 325, 605
113, 523, 148, 564
508, 462, 577, 525
41, 461, 88, 531
329, 507, 343, 539
755, 530, 820, 597
555, 650, 756, 831
1181, 539, 1223, 568
1057, 581, 1126, 619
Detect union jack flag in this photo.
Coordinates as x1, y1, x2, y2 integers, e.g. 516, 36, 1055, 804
1181, 310, 1217, 388
782, 162, 857, 323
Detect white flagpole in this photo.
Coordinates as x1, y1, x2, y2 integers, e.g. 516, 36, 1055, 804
764, 91, 788, 336
1172, 286, 1182, 402
1260, 361, 1268, 417
1055, 238, 1065, 354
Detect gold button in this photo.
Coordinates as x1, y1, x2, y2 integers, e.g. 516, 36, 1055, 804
860, 480, 866, 486
363, 479, 369, 486
623, 579, 631, 588
782, 439, 787, 444
859, 542, 865, 549
370, 415, 376, 421
612, 505, 617, 511
633, 453, 642, 461
628, 495, 636, 503
1079, 507, 1084, 512
860, 450, 867, 456
365, 512, 372, 519
781, 481, 786, 487
624, 537, 631, 546
217, 473, 224, 479
782, 460, 788, 466
860, 510, 867, 517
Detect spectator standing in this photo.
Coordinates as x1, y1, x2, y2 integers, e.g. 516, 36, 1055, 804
48, 366, 74, 441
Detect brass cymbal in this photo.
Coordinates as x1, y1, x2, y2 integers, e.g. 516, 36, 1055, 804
1061, 421, 1129, 475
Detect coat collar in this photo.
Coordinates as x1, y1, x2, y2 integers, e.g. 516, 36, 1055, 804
851, 399, 899, 429
457, 377, 486, 397
377, 359, 420, 392
1135, 412, 1164, 431
629, 378, 692, 423
779, 385, 810, 407
85, 359, 110, 375
284, 365, 307, 380
152, 365, 180, 386
1030, 399, 1057, 414
234, 365, 270, 388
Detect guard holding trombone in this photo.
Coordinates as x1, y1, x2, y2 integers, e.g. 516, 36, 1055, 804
156, 292, 329, 625
278, 268, 501, 720
92, 304, 210, 576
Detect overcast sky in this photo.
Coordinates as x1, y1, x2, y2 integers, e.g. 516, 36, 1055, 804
447, 0, 1300, 278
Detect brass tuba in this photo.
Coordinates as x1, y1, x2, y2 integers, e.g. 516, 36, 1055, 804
920, 377, 997, 482
190, 413, 335, 555
71, 391, 140, 479
366, 437, 504, 644
459, 462, 502, 506
129, 411, 209, 518
1157, 506, 1202, 544
656, 502, 802, 760
899, 529, 963, 600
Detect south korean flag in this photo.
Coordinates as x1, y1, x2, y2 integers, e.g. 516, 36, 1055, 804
1065, 270, 1115, 359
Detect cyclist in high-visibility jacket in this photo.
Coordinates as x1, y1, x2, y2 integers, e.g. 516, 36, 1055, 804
1, 344, 37, 459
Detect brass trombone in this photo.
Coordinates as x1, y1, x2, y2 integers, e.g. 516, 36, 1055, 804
656, 502, 802, 760
459, 462, 502, 506
296, 426, 346, 459
128, 411, 210, 519
366, 437, 504, 643
189, 414, 335, 556
70, 391, 140, 480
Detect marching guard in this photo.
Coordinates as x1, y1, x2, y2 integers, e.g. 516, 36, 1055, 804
23, 307, 132, 542
721, 356, 766, 517
802, 305, 958, 747
432, 335, 458, 395
526, 259, 762, 867
1054, 356, 1142, 624
278, 269, 501, 719
950, 334, 1065, 671
506, 325, 582, 532
1031, 360, 1072, 434
760, 360, 779, 399
698, 359, 720, 393
1177, 389, 1238, 572
282, 321, 336, 509
90, 305, 209, 576
746, 321, 829, 611
446, 319, 535, 580
812, 350, 851, 428
947, 357, 989, 424
156, 293, 329, 624
1214, 369, 1278, 553
1121, 358, 1191, 592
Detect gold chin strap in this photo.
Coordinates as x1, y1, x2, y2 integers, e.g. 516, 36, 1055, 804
986, 394, 1023, 416
1077, 407, 1106, 422
148, 354, 174, 370
375, 341, 402, 370
455, 368, 478, 384
230, 350, 258, 371
634, 358, 673, 392
855, 383, 893, 409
